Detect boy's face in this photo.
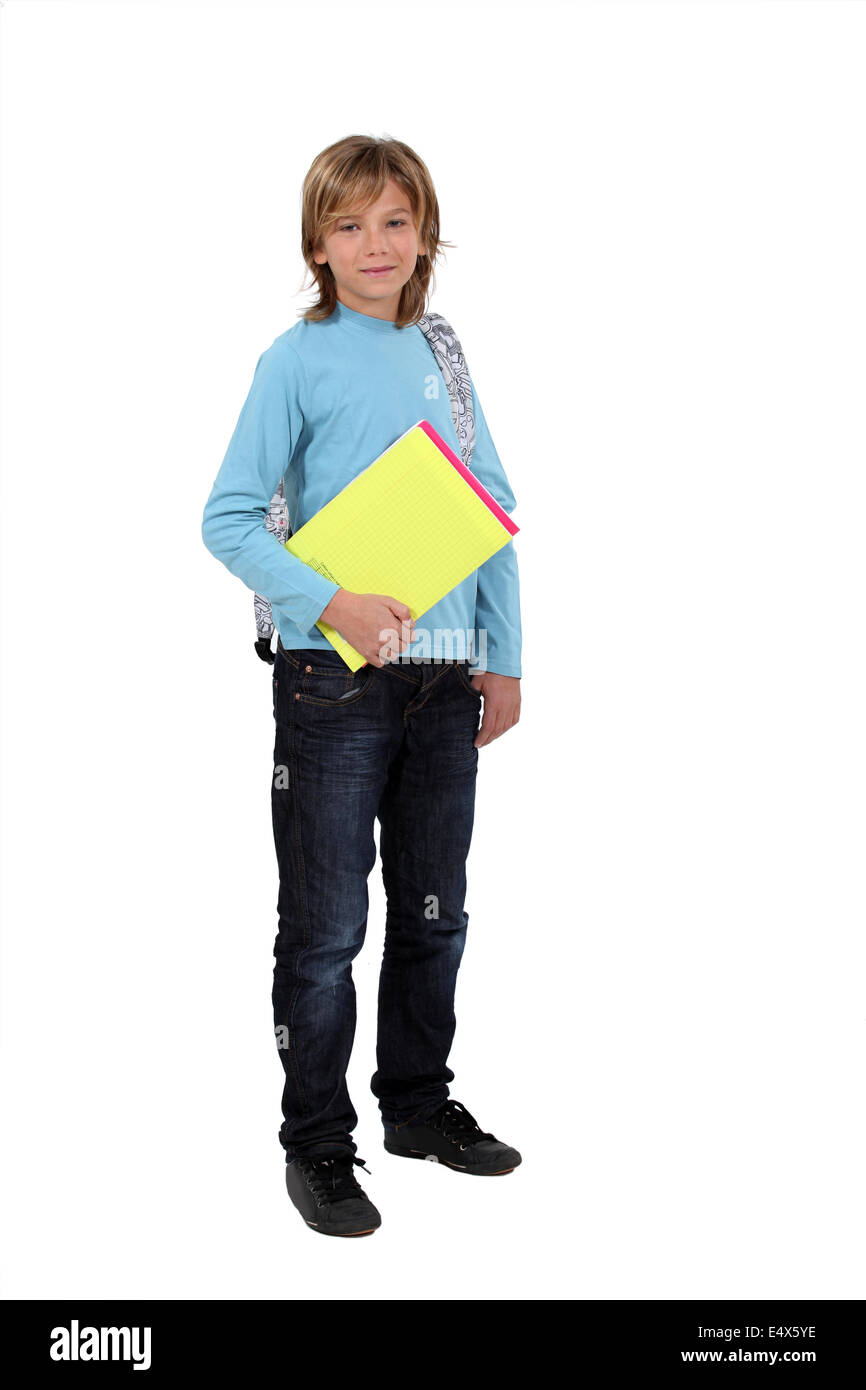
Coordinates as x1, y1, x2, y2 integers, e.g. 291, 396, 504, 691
312, 177, 427, 321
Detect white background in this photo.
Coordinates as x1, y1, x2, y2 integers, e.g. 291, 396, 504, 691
1, 0, 864, 1300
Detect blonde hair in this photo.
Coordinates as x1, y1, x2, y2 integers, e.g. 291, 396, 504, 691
298, 134, 454, 329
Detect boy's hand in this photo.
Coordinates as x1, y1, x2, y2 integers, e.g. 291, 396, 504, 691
468, 672, 521, 748
319, 589, 415, 667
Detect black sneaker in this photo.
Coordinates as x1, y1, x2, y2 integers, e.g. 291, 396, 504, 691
285, 1153, 382, 1236
383, 1099, 521, 1175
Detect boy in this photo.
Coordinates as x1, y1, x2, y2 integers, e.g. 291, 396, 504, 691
202, 136, 522, 1236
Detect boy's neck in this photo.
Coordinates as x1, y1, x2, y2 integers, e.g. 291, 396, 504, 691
335, 290, 398, 323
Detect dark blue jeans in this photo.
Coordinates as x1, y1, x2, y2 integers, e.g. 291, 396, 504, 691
271, 639, 483, 1161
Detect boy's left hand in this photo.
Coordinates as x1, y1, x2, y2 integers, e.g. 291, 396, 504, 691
468, 673, 521, 748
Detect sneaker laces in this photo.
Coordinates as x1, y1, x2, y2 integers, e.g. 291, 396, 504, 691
298, 1154, 372, 1207
429, 1099, 496, 1147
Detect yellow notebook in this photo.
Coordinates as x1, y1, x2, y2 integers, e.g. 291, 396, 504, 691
284, 419, 520, 671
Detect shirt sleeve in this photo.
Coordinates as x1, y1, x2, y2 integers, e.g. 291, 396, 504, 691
201, 339, 340, 635
469, 380, 523, 678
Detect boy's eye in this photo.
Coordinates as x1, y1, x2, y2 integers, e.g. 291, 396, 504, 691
338, 219, 407, 232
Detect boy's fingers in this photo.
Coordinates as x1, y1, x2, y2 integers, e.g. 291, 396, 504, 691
387, 601, 414, 651
388, 599, 413, 624
474, 701, 519, 748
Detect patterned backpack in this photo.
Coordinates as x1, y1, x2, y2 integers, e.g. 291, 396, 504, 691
253, 311, 477, 662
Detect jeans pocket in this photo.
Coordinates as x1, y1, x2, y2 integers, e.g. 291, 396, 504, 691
454, 662, 483, 700
294, 651, 375, 707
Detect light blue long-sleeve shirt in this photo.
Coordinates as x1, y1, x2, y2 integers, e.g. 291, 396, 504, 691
201, 299, 522, 677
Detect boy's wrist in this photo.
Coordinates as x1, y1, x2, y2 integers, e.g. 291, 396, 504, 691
320, 587, 352, 625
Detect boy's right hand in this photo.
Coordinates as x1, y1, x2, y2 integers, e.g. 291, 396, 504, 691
319, 589, 415, 667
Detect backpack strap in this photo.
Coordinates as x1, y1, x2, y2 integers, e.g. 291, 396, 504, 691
253, 481, 290, 661
252, 311, 475, 661
416, 311, 476, 470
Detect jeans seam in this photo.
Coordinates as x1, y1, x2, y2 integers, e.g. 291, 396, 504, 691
408, 661, 454, 714
382, 663, 421, 685
284, 707, 310, 1115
